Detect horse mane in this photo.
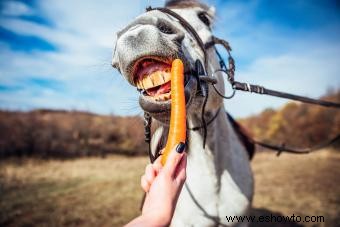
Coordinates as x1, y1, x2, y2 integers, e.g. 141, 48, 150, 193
165, 0, 209, 11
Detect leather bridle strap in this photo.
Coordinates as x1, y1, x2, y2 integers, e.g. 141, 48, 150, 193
232, 81, 340, 108
146, 6, 209, 70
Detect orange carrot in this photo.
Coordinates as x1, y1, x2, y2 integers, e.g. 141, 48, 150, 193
161, 59, 186, 166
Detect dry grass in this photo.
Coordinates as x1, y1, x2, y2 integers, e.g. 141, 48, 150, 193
251, 149, 340, 227
1, 150, 339, 227
0, 155, 148, 227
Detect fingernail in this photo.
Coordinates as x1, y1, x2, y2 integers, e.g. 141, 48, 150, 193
176, 142, 186, 153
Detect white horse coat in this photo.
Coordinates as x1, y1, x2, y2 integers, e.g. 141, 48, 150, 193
112, 1, 254, 226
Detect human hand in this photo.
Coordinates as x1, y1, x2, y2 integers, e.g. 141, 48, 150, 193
140, 142, 187, 226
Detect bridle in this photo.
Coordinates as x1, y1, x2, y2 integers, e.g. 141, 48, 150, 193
146, 7, 236, 94
145, 6, 236, 158
141, 6, 340, 162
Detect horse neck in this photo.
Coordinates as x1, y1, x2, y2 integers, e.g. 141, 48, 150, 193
187, 102, 233, 152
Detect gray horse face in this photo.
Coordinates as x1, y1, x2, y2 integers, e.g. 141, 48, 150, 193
112, 5, 216, 122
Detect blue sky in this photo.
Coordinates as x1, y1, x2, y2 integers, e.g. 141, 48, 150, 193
0, 0, 339, 117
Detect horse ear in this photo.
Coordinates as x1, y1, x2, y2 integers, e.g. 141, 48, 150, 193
165, 0, 185, 7
165, 0, 200, 7
208, 6, 216, 18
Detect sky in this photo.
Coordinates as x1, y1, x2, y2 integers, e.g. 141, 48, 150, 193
0, 0, 339, 118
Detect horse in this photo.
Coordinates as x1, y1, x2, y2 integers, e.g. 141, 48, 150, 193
112, 0, 254, 226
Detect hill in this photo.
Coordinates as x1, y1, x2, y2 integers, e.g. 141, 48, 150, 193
239, 90, 340, 150
0, 110, 146, 158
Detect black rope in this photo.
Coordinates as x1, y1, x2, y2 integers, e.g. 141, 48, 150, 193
201, 85, 209, 149
254, 134, 340, 156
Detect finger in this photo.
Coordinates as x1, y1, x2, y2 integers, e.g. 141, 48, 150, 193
145, 164, 156, 184
159, 148, 165, 155
153, 156, 163, 174
175, 153, 187, 185
163, 142, 186, 178
154, 154, 163, 165
141, 175, 150, 192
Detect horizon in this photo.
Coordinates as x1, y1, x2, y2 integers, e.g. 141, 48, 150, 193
0, 0, 339, 118
1, 87, 338, 119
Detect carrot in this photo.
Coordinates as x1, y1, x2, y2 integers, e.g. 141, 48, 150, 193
161, 59, 186, 166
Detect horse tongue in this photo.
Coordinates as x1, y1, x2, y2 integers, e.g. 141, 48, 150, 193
156, 81, 171, 95
146, 81, 171, 96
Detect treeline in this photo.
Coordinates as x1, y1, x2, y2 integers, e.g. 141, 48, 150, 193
239, 90, 340, 150
0, 110, 147, 158
0, 90, 339, 159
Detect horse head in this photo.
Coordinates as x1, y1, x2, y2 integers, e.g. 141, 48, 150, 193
112, 0, 226, 126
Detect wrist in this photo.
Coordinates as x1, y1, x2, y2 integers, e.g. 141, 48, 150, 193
141, 213, 171, 227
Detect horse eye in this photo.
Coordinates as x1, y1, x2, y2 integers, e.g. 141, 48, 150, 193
198, 12, 210, 27
157, 22, 174, 34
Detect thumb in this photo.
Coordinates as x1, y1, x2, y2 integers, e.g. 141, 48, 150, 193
163, 142, 186, 178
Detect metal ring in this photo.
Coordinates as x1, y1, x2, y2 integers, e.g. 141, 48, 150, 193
211, 69, 236, 99
212, 69, 232, 82
212, 84, 236, 99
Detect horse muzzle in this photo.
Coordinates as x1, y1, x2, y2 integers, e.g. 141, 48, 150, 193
139, 72, 197, 123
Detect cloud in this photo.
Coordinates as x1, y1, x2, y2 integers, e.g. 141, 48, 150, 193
225, 45, 340, 117
1, 0, 35, 17
205, 0, 340, 117
0, 0, 339, 117
0, 0, 156, 115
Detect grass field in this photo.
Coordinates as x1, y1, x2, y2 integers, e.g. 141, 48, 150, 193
1, 150, 339, 227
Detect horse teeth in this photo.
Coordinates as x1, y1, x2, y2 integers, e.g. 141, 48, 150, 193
155, 71, 170, 85
142, 77, 154, 89
157, 92, 171, 101
136, 81, 143, 89
164, 93, 171, 100
163, 72, 171, 83
151, 71, 163, 85
161, 73, 167, 84
150, 74, 156, 86
137, 70, 171, 90
140, 81, 144, 89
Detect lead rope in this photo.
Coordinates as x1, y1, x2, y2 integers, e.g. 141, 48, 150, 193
231, 82, 340, 108
254, 135, 340, 156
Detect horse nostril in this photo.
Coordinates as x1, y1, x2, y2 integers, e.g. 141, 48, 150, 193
157, 22, 175, 34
